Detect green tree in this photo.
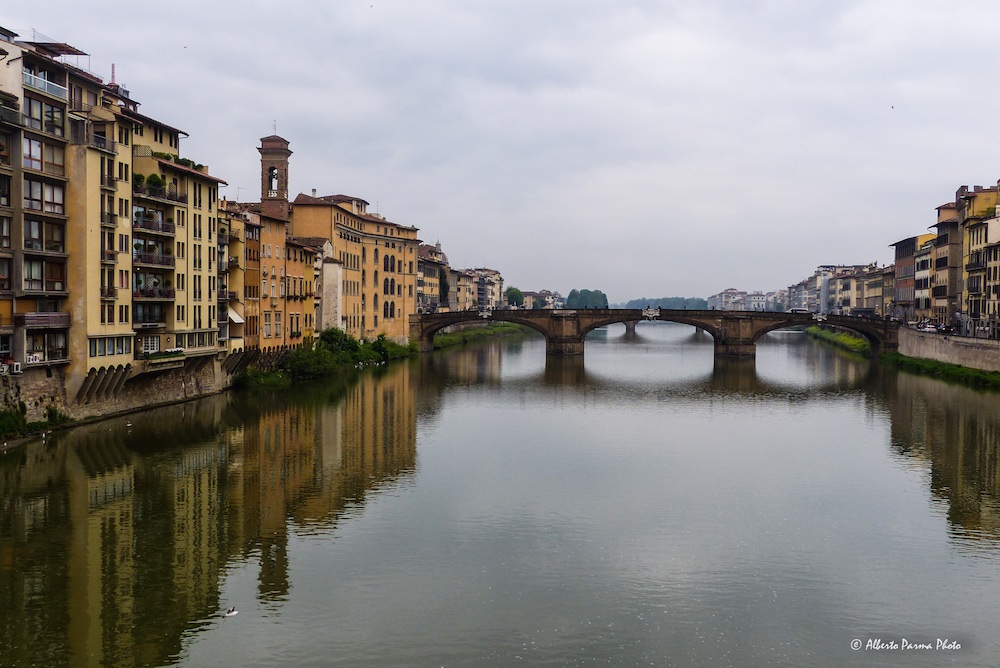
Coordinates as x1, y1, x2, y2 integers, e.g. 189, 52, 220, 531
438, 266, 450, 304
506, 287, 525, 307
566, 288, 609, 309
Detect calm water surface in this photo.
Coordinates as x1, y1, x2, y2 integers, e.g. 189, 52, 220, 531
3, 323, 1000, 667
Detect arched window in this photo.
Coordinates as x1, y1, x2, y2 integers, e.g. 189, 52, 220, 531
383, 301, 389, 318
373, 294, 378, 310
390, 278, 395, 294
390, 256, 396, 272
383, 277, 389, 293
390, 302, 396, 318
383, 255, 389, 271
373, 248, 378, 263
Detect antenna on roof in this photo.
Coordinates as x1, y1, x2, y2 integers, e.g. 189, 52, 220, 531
272, 119, 277, 134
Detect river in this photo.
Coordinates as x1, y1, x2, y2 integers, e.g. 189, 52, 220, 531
2, 323, 1000, 667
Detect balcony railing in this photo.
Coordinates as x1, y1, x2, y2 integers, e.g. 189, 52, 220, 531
931, 286, 948, 298
132, 216, 175, 235
101, 286, 118, 299
101, 248, 117, 262
217, 290, 238, 301
101, 173, 117, 189
72, 132, 117, 154
966, 260, 986, 271
23, 71, 68, 100
13, 312, 71, 328
132, 252, 175, 267
133, 287, 176, 299
101, 212, 118, 227
228, 256, 240, 268
133, 184, 188, 204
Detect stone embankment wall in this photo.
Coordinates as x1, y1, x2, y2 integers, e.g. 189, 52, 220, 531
899, 327, 1000, 372
0, 346, 301, 424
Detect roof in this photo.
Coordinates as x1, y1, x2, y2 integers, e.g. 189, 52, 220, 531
120, 108, 188, 137
155, 157, 227, 185
293, 192, 371, 207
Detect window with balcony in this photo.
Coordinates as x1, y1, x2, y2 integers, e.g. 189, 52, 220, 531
24, 219, 42, 250
0, 258, 9, 291
0, 175, 9, 207
0, 131, 10, 166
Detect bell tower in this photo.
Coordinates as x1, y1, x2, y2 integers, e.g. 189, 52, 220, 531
258, 135, 292, 221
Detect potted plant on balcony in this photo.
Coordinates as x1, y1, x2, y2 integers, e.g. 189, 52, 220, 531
133, 173, 145, 189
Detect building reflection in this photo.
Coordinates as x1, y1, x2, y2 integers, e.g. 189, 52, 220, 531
0, 362, 417, 666
883, 371, 1000, 539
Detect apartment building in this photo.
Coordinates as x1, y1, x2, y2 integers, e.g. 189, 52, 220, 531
913, 238, 934, 321
955, 185, 1000, 335
449, 268, 477, 311
932, 201, 963, 325
291, 186, 419, 342
417, 242, 449, 313
470, 268, 504, 310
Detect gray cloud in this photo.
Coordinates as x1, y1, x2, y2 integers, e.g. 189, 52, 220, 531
6, 0, 1000, 300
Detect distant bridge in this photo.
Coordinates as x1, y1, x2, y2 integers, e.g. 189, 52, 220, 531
410, 309, 899, 358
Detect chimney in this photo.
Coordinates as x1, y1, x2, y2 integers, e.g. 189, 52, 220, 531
311, 188, 316, 197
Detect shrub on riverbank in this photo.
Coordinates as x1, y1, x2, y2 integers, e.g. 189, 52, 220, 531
231, 367, 291, 389
806, 326, 871, 356
282, 330, 415, 381
879, 353, 1000, 391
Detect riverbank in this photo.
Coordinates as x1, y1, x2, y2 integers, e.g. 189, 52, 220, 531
432, 322, 533, 348
807, 325, 1000, 391
805, 326, 871, 356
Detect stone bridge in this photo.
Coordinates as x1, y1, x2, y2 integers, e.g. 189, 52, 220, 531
409, 309, 899, 358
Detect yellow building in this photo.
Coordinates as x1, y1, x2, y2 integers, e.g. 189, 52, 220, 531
291, 189, 419, 342
956, 185, 1000, 335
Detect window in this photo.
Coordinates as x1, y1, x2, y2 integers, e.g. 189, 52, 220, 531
45, 222, 65, 252
23, 137, 42, 170
0, 258, 9, 290
23, 180, 64, 214
24, 260, 42, 290
24, 219, 42, 250
45, 261, 65, 291
0, 175, 8, 206
0, 216, 9, 249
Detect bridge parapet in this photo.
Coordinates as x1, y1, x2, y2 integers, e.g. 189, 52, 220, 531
410, 309, 898, 358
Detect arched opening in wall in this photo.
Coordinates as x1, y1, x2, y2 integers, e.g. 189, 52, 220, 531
383, 256, 389, 271
383, 278, 389, 293
390, 302, 395, 318
383, 302, 389, 319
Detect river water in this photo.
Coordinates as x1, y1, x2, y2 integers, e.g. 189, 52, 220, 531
2, 323, 1000, 667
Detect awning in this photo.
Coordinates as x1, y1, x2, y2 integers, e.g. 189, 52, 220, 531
228, 311, 245, 324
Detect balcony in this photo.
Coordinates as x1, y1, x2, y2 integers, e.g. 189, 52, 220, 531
932, 286, 948, 298
229, 228, 241, 242
132, 216, 175, 235
101, 248, 117, 263
23, 71, 68, 100
133, 184, 187, 204
133, 252, 175, 267
966, 260, 986, 271
71, 132, 116, 154
217, 290, 238, 301
101, 212, 118, 228
13, 312, 70, 329
100, 286, 118, 299
0, 106, 20, 127
969, 285, 984, 295
101, 174, 117, 189
133, 287, 176, 300
228, 256, 240, 269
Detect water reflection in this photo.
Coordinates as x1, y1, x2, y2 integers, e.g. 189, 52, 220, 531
0, 364, 417, 667
3, 329, 1000, 665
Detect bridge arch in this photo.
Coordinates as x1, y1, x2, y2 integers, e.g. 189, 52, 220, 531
577, 315, 722, 342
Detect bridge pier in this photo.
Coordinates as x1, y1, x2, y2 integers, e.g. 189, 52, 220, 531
714, 340, 756, 358
623, 320, 638, 336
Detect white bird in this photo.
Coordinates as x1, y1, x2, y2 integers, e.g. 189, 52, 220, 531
126, 421, 133, 427
224, 607, 238, 617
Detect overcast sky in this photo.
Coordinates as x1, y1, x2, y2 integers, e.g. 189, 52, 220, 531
4, 1, 1000, 302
